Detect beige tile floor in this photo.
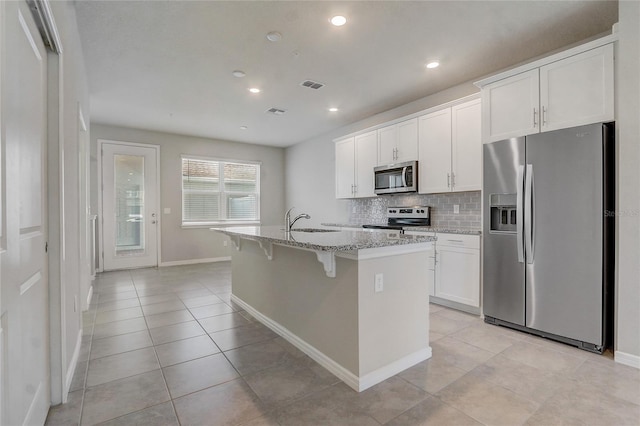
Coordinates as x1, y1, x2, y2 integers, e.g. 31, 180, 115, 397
45, 262, 640, 425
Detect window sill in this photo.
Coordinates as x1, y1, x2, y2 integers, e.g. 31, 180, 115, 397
181, 221, 261, 229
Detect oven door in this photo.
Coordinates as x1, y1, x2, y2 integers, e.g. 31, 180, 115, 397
374, 161, 417, 194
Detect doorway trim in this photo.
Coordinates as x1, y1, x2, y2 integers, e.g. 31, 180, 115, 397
97, 139, 161, 272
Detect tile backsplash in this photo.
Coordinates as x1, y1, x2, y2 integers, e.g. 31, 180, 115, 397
348, 191, 481, 229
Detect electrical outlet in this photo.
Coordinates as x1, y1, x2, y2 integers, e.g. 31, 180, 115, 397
374, 273, 384, 293
453, 204, 460, 214
164, 207, 171, 214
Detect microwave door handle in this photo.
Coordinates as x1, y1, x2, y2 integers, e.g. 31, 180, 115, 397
401, 166, 407, 187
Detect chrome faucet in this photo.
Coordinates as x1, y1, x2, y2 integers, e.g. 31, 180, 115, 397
284, 207, 310, 232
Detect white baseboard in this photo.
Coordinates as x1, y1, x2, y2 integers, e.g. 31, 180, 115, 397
615, 350, 640, 369
64, 330, 83, 402
231, 294, 431, 392
159, 256, 231, 267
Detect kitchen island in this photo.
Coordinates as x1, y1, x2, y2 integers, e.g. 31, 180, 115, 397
211, 226, 436, 392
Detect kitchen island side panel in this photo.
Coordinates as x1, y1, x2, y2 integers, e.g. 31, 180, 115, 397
357, 251, 430, 375
230, 240, 360, 375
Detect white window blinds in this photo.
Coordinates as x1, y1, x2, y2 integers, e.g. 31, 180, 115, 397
182, 157, 260, 224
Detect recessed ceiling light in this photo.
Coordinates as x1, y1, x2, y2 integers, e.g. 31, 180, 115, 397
240, 126, 248, 130
249, 88, 261, 94
266, 31, 282, 42
426, 61, 440, 69
329, 107, 339, 112
232, 70, 246, 78
330, 15, 347, 26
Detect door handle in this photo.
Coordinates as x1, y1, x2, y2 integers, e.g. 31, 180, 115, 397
516, 165, 525, 263
524, 164, 534, 264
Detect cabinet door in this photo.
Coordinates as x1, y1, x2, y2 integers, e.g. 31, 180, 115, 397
482, 69, 539, 143
377, 124, 397, 165
451, 99, 482, 192
540, 44, 614, 132
396, 118, 418, 163
354, 131, 378, 198
434, 245, 480, 307
426, 245, 436, 297
335, 137, 355, 199
418, 108, 451, 194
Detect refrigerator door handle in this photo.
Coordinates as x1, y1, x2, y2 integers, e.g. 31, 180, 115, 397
524, 164, 534, 264
517, 165, 525, 263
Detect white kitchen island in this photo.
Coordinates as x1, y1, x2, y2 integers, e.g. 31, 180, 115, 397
211, 226, 436, 392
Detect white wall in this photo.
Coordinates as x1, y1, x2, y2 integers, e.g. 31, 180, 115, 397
90, 124, 286, 264
615, 0, 640, 365
285, 82, 478, 226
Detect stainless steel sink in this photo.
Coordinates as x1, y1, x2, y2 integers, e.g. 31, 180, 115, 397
291, 228, 339, 233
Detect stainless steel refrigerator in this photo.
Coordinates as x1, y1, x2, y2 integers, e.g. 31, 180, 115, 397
482, 122, 614, 353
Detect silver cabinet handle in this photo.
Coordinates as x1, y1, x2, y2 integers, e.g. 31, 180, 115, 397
447, 173, 450, 188
446, 239, 464, 243
533, 108, 538, 127
451, 172, 456, 188
516, 165, 524, 263
542, 106, 547, 126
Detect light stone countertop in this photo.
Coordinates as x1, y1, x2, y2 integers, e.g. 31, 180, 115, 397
322, 223, 481, 236
211, 225, 436, 252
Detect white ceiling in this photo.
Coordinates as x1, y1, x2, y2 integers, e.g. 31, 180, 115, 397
75, 0, 618, 147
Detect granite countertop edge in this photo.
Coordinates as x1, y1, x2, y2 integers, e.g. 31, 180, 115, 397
321, 223, 482, 236
212, 226, 436, 251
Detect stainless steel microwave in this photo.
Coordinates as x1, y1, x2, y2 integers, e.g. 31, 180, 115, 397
374, 161, 418, 195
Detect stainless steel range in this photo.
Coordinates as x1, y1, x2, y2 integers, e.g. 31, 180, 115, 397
363, 206, 431, 231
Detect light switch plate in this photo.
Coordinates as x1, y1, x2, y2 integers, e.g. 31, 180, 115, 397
453, 204, 460, 214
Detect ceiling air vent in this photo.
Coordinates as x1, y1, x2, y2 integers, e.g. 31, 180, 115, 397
266, 107, 286, 115
300, 80, 325, 90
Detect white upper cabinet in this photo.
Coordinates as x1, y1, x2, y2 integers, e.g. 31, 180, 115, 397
419, 99, 481, 194
419, 108, 452, 194
335, 131, 377, 199
335, 137, 356, 199
481, 43, 614, 143
354, 131, 378, 198
377, 118, 418, 165
451, 99, 482, 192
540, 44, 614, 132
482, 69, 539, 143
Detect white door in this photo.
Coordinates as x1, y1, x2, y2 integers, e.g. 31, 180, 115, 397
540, 44, 614, 132
377, 124, 397, 165
335, 137, 355, 199
1, 1, 50, 424
418, 108, 451, 194
354, 131, 377, 198
101, 143, 159, 270
482, 69, 540, 142
451, 99, 482, 192
395, 118, 418, 163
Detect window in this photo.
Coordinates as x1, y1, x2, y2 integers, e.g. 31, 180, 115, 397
182, 157, 260, 225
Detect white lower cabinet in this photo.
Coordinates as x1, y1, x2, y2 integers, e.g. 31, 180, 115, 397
407, 232, 480, 312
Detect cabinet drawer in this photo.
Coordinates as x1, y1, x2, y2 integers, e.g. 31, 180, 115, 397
436, 233, 480, 249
